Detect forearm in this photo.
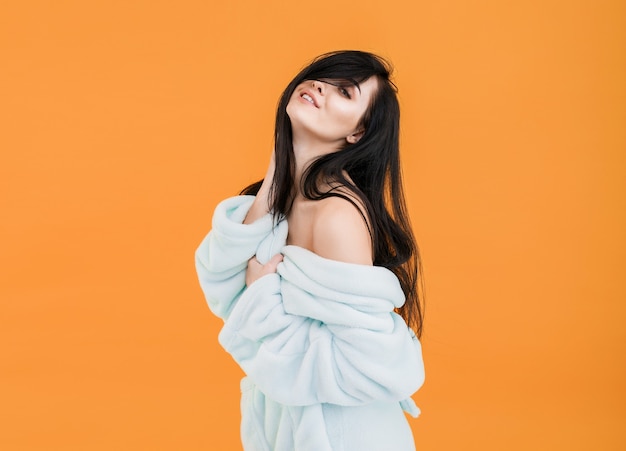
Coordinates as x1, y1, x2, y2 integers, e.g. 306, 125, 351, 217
243, 151, 276, 224
195, 195, 276, 319
243, 183, 272, 224
219, 272, 425, 406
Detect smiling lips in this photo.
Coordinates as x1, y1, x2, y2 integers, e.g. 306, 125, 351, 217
300, 90, 319, 107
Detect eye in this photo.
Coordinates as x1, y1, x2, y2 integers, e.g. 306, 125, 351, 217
338, 86, 351, 99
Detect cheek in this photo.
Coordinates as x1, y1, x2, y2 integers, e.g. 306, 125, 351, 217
286, 95, 304, 121
286, 100, 313, 126
286, 93, 298, 117
330, 102, 364, 131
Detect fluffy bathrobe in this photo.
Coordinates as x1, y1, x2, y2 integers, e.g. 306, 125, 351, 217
195, 196, 425, 451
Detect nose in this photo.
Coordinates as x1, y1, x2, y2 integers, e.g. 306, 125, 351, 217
311, 79, 324, 95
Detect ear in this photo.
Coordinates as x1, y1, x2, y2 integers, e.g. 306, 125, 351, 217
346, 129, 365, 144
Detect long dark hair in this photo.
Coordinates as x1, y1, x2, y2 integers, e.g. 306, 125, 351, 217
242, 50, 424, 337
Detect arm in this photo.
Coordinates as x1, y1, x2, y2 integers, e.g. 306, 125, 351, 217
219, 266, 424, 407
195, 151, 281, 320
194, 195, 281, 320
243, 151, 275, 224
228, 199, 424, 407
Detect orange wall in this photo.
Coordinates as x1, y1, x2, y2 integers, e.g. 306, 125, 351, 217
1, 1, 624, 449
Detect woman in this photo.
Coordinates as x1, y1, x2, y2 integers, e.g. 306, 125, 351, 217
195, 50, 425, 451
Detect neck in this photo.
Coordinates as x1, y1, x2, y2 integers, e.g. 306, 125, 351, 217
291, 134, 341, 197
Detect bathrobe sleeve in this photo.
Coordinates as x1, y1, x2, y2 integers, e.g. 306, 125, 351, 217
194, 195, 285, 320
195, 196, 424, 409
218, 246, 426, 408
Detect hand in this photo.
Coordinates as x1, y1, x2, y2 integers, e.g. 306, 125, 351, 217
245, 253, 283, 287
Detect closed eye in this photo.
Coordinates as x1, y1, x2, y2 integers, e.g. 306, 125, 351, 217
338, 86, 351, 99
316, 79, 354, 99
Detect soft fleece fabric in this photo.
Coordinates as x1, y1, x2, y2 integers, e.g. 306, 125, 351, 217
195, 195, 425, 451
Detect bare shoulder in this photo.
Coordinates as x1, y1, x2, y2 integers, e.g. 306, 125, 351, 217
310, 195, 373, 265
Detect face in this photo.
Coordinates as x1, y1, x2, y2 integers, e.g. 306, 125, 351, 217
286, 76, 378, 147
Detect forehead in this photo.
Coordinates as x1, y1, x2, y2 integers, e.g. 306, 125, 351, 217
359, 76, 378, 95
355, 76, 379, 104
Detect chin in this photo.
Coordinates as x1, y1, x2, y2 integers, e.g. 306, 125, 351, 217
286, 105, 309, 130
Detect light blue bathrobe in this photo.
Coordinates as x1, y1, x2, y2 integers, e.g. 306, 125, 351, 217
195, 196, 425, 451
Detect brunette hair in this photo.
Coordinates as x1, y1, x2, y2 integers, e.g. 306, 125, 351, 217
241, 50, 424, 337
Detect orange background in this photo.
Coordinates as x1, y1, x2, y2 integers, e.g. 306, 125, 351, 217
1, 1, 624, 449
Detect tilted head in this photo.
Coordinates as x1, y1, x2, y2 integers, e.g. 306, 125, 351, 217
279, 52, 398, 151
274, 50, 401, 207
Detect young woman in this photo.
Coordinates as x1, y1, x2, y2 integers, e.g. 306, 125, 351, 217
196, 50, 425, 451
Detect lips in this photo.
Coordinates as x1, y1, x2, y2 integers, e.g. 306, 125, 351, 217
300, 89, 319, 108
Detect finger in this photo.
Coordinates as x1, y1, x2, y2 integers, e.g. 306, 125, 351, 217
248, 256, 261, 266
265, 253, 284, 272
269, 253, 284, 265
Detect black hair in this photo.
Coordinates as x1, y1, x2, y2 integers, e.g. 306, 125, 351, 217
241, 50, 424, 337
